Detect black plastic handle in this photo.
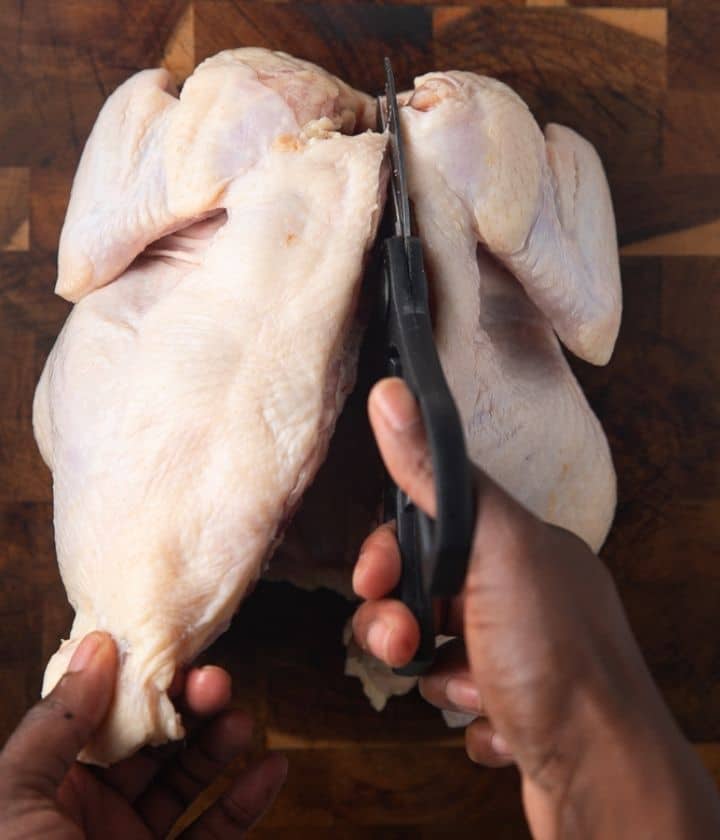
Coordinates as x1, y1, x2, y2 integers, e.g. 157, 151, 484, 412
382, 235, 475, 676
394, 488, 436, 675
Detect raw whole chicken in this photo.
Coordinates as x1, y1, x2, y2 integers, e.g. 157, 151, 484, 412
33, 48, 386, 765
34, 48, 622, 762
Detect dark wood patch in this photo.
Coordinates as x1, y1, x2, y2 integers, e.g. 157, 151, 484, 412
0, 1, 188, 167
610, 176, 720, 246
257, 746, 529, 835
195, 0, 433, 92
30, 169, 74, 255
200, 582, 450, 743
669, 1, 720, 90
0, 326, 53, 504
0, 169, 29, 252
568, 0, 665, 5
664, 92, 720, 175
433, 7, 665, 175
0, 253, 71, 339
0, 501, 62, 742
570, 256, 720, 738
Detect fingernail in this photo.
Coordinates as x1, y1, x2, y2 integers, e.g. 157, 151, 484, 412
68, 632, 104, 673
445, 678, 481, 712
491, 732, 512, 757
374, 381, 419, 432
366, 621, 390, 660
352, 555, 367, 593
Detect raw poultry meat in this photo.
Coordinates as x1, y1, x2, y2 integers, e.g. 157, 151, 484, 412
273, 71, 622, 611
34, 47, 622, 760
401, 71, 620, 548
33, 48, 386, 765
321, 72, 623, 709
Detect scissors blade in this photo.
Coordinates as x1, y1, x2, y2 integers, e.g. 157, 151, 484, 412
380, 57, 412, 242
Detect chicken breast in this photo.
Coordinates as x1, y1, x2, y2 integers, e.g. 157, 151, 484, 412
345, 71, 622, 709
34, 48, 386, 765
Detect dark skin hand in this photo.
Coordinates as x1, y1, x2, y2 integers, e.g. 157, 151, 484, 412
353, 377, 720, 840
0, 633, 287, 839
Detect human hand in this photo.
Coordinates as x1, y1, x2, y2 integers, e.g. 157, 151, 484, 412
0, 632, 287, 839
352, 377, 720, 839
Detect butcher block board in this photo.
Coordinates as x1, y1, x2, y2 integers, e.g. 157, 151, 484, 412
1, 1, 719, 837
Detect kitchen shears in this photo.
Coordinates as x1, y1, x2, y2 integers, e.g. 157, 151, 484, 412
376, 59, 475, 677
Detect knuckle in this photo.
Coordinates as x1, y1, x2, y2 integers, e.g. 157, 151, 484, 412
3, 752, 68, 797
462, 569, 495, 634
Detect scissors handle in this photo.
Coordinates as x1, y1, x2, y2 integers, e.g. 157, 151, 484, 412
382, 235, 475, 676
393, 487, 436, 676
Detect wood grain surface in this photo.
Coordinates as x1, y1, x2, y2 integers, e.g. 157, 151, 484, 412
1, 0, 719, 837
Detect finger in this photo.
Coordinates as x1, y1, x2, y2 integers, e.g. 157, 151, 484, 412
98, 665, 233, 801
182, 753, 288, 839
419, 639, 483, 715
184, 666, 232, 717
465, 719, 515, 768
0, 632, 117, 797
353, 522, 401, 600
352, 599, 420, 668
137, 710, 254, 836
368, 378, 436, 517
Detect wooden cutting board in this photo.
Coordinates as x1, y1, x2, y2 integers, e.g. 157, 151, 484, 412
1, 1, 718, 836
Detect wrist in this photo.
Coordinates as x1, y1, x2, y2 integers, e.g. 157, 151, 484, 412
550, 677, 720, 839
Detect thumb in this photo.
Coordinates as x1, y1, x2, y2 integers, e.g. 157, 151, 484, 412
1, 632, 117, 795
368, 377, 518, 523
368, 377, 437, 517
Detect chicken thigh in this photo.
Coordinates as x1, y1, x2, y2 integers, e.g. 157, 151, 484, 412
33, 48, 386, 765
346, 71, 622, 709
